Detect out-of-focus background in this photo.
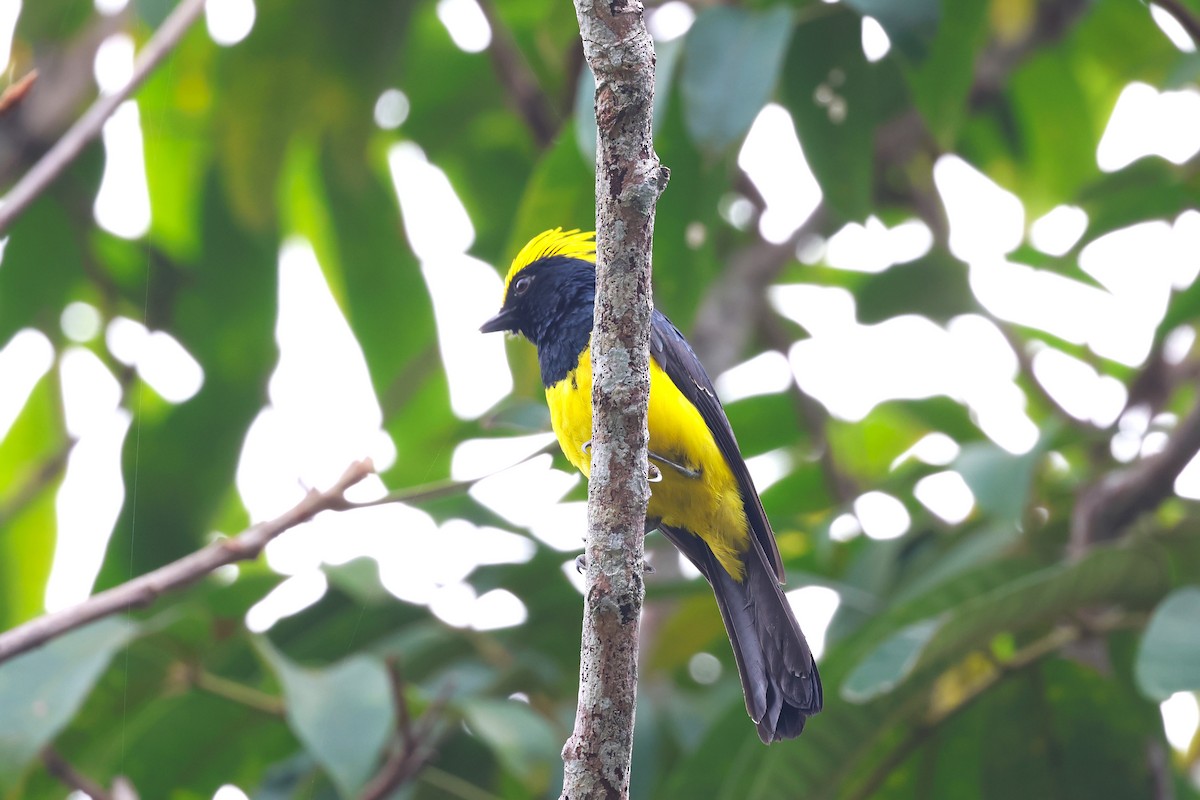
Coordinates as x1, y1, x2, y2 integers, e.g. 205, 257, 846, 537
1, 0, 1199, 797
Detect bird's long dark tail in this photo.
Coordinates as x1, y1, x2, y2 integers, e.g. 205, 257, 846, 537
660, 525, 823, 743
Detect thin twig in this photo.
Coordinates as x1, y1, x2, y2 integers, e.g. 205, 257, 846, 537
1071, 397, 1200, 553
190, 667, 287, 717
0, 459, 375, 665
420, 766, 505, 800
0, 0, 206, 235
1152, 0, 1200, 43
344, 441, 556, 511
389, 658, 414, 743
42, 747, 113, 800
0, 70, 38, 117
359, 672, 454, 800
847, 626, 1081, 800
0, 438, 74, 525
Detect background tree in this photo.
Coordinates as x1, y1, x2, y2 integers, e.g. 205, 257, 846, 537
0, 0, 1199, 798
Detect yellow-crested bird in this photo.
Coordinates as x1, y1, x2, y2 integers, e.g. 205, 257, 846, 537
481, 228, 822, 742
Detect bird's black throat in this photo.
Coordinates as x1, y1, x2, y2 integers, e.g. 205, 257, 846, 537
502, 256, 598, 388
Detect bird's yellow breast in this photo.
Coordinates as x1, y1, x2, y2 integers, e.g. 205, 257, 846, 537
545, 346, 750, 579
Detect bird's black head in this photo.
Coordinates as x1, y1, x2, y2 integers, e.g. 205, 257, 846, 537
480, 229, 598, 386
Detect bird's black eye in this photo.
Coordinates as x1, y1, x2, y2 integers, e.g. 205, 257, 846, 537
513, 275, 533, 296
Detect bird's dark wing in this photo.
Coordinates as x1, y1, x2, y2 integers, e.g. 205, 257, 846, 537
650, 310, 786, 582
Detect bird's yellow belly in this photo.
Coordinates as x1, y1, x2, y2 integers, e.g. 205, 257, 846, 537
545, 347, 750, 579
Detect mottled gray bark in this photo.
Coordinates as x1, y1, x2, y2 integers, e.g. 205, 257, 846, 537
561, 1, 667, 798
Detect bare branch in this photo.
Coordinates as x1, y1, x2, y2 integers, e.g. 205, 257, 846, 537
359, 666, 453, 800
0, 438, 73, 525
563, 0, 666, 796
1151, 0, 1200, 45
0, 459, 374, 665
0, 0, 206, 236
0, 71, 38, 118
1071, 397, 1200, 553
42, 748, 113, 800
344, 441, 557, 510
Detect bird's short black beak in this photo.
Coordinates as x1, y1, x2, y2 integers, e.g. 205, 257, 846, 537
480, 307, 518, 334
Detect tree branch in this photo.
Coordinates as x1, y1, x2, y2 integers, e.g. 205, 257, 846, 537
41, 747, 113, 800
1151, 0, 1200, 45
0, 71, 38, 118
0, 459, 374, 665
0, 0, 206, 236
1070, 398, 1200, 553
359, 661, 453, 800
563, 0, 667, 796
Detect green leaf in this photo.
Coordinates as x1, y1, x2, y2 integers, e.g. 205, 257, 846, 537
855, 251, 976, 324
0, 198, 84, 344
783, 9, 877, 221
842, 618, 942, 702
461, 699, 560, 791
668, 561, 1036, 800
842, 0, 939, 62
0, 374, 65, 630
846, 538, 1179, 703
981, 660, 1164, 800
1135, 586, 1200, 700
0, 618, 139, 786
132, 0, 174, 28
681, 7, 795, 154
1008, 51, 1098, 211
95, 174, 278, 589
509, 124, 596, 256
902, 0, 988, 146
255, 640, 393, 799
955, 440, 1044, 525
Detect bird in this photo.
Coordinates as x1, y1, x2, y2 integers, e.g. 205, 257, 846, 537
480, 228, 822, 743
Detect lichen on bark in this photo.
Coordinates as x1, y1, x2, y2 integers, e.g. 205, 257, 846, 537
560, 0, 668, 798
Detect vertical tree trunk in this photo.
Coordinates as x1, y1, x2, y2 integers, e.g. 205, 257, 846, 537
560, 1, 668, 798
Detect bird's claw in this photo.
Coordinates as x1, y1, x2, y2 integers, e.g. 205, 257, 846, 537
581, 440, 685, 483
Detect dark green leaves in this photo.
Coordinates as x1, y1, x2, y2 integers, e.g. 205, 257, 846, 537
842, 617, 942, 701
681, 7, 794, 154
461, 698, 561, 791
256, 641, 393, 799
0, 618, 139, 786
0, 199, 83, 344
956, 440, 1044, 526
783, 9, 876, 221
1135, 587, 1200, 700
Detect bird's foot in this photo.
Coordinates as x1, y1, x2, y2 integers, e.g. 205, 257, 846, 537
649, 450, 702, 480
581, 440, 697, 482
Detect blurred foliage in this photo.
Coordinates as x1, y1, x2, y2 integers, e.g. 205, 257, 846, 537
0, 0, 1199, 798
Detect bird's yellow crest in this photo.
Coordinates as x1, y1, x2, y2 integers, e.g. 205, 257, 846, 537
504, 228, 596, 297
